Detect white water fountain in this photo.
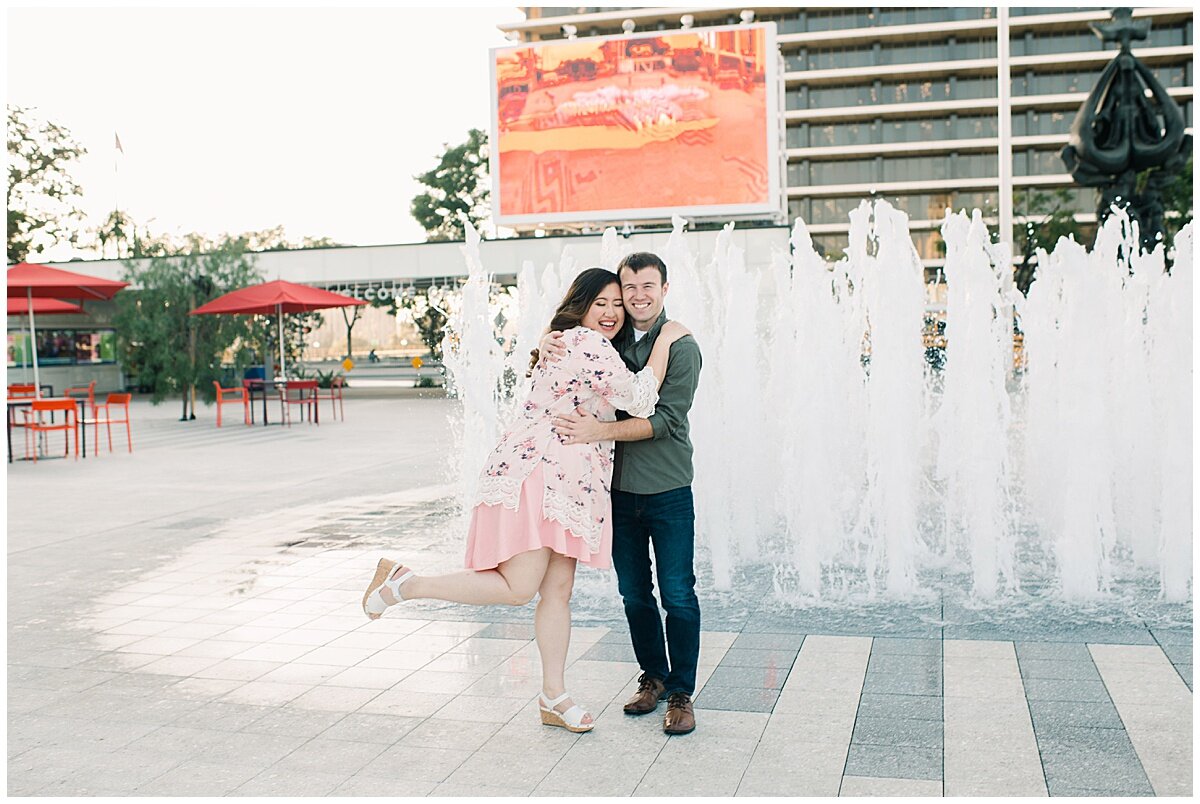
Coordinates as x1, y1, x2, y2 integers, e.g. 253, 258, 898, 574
444, 206, 1193, 603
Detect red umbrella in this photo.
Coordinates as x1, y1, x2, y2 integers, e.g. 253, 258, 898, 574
190, 279, 365, 379
7, 297, 86, 315
8, 262, 129, 397
7, 262, 128, 300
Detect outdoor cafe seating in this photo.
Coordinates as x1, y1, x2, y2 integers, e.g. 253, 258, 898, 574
81, 393, 133, 454
316, 375, 345, 421
20, 398, 79, 463
63, 379, 99, 417
280, 379, 319, 426
213, 381, 251, 427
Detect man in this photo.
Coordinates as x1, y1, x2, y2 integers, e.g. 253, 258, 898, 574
545, 252, 703, 735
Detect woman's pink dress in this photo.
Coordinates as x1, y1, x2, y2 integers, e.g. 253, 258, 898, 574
464, 326, 658, 570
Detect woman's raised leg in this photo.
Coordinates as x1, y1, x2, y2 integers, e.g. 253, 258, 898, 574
390, 547, 552, 607
535, 552, 592, 727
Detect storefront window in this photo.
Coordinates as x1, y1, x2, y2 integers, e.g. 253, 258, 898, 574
6, 329, 117, 367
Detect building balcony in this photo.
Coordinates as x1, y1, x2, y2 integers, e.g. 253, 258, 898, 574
783, 45, 1192, 86
787, 85, 1192, 122
500, 6, 1189, 41
786, 173, 1076, 198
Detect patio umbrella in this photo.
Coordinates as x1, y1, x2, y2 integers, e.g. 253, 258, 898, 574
7, 297, 86, 316
7, 298, 86, 384
189, 279, 365, 380
7, 263, 129, 398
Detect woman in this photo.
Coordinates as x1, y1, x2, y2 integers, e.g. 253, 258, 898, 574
362, 267, 689, 733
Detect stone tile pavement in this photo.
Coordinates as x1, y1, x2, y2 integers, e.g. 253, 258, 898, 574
7, 395, 1193, 796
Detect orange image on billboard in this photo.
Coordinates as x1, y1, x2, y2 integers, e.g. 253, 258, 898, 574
492, 25, 777, 223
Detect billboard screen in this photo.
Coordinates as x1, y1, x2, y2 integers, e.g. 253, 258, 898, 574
490, 23, 781, 226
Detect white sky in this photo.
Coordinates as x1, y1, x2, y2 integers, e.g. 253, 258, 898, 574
7, 4, 527, 260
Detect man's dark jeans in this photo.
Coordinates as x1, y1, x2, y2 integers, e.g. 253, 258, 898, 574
611, 486, 701, 697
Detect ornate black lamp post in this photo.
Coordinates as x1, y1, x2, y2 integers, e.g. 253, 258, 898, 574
1060, 8, 1191, 252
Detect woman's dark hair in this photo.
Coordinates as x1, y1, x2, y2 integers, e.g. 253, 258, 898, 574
528, 267, 620, 375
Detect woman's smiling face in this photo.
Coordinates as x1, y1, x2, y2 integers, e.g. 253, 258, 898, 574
580, 282, 625, 339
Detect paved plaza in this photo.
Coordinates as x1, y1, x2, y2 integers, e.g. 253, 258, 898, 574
7, 391, 1193, 796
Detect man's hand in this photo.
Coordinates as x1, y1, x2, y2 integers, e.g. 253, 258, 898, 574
552, 408, 607, 445
538, 330, 567, 364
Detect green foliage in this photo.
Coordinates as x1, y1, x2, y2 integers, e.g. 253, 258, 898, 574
398, 293, 448, 360
410, 128, 491, 242
112, 237, 263, 417
96, 209, 134, 259
292, 369, 345, 391
7, 105, 88, 263
1157, 156, 1193, 245
1014, 187, 1087, 295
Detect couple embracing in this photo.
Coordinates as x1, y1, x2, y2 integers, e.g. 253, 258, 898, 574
362, 252, 703, 736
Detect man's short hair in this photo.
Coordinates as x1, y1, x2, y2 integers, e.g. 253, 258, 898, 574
617, 252, 667, 285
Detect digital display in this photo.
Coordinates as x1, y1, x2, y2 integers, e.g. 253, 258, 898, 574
490, 23, 781, 225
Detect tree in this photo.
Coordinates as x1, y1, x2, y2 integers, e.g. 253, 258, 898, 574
113, 235, 263, 420
411, 128, 491, 241
398, 292, 448, 360
1143, 156, 1193, 249
7, 105, 88, 263
1014, 187, 1087, 295
95, 209, 134, 259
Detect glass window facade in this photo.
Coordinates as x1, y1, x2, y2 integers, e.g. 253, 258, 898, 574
810, 232, 849, 260
797, 77, 999, 110
1015, 186, 1098, 215
1012, 109, 1073, 136
1015, 65, 1190, 96
790, 37, 998, 72
883, 156, 949, 182
1009, 7, 1088, 15
1012, 22, 1190, 55
792, 152, 999, 186
791, 192, 1006, 226
7, 329, 117, 367
878, 7, 995, 26
1014, 149, 1071, 176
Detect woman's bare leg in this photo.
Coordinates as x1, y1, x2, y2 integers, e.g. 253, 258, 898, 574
390, 547, 551, 607
535, 552, 591, 725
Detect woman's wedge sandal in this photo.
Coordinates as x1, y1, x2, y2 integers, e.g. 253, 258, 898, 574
538, 691, 594, 733
362, 558, 415, 620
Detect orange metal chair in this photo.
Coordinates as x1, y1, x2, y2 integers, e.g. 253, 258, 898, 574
8, 383, 37, 398
316, 376, 345, 421
84, 393, 133, 454
213, 381, 250, 427
21, 398, 79, 462
63, 379, 98, 419
280, 380, 319, 426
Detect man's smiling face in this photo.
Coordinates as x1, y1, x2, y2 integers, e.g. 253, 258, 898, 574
619, 266, 668, 331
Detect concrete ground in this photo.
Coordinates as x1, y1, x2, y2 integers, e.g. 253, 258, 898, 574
6, 391, 1193, 796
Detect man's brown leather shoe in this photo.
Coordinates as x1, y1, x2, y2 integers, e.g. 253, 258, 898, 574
623, 673, 666, 715
663, 692, 696, 735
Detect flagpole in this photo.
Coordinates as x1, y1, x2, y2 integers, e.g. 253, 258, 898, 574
112, 131, 123, 259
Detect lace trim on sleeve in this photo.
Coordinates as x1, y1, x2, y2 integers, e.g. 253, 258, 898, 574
625, 366, 658, 419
